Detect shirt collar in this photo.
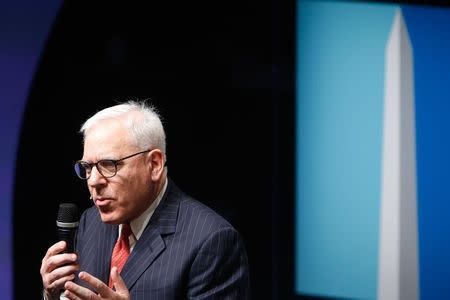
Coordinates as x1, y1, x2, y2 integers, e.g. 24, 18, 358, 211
119, 177, 168, 241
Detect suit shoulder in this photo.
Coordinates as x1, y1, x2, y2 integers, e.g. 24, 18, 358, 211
178, 196, 236, 235
78, 205, 102, 231
80, 205, 100, 220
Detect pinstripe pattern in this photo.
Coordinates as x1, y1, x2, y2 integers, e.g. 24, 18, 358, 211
74, 179, 250, 299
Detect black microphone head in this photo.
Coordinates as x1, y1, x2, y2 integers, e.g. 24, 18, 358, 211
57, 203, 79, 223
57, 203, 79, 253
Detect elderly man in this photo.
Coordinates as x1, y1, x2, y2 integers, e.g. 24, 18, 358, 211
40, 100, 250, 299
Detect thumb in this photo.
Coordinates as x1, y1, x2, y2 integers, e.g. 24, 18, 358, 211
110, 267, 129, 295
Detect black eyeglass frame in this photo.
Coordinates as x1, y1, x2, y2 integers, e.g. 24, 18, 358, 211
74, 149, 152, 180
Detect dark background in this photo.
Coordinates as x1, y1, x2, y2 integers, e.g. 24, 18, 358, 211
13, 0, 295, 299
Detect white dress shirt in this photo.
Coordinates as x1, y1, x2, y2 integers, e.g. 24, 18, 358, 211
120, 177, 167, 251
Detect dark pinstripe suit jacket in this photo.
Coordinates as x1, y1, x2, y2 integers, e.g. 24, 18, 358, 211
74, 178, 250, 299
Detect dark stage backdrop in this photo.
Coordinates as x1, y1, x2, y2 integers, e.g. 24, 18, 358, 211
12, 1, 294, 299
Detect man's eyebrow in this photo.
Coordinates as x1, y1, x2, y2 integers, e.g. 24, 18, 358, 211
83, 154, 120, 162
99, 157, 118, 161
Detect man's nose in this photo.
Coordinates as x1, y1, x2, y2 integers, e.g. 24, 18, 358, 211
88, 166, 106, 186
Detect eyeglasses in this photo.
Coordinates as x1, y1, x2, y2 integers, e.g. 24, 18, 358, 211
74, 149, 152, 180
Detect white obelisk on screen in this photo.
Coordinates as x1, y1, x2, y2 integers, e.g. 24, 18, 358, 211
378, 9, 419, 300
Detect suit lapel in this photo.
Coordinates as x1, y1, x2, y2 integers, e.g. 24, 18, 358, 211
77, 212, 117, 289
120, 225, 166, 289
96, 222, 118, 284
120, 178, 180, 290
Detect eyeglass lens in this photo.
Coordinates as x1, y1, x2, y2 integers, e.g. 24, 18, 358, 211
74, 160, 117, 179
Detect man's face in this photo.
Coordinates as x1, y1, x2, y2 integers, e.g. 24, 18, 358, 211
82, 119, 153, 224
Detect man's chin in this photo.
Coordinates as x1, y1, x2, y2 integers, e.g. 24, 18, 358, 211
99, 212, 120, 224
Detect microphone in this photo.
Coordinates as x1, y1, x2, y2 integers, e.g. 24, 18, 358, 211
56, 203, 79, 253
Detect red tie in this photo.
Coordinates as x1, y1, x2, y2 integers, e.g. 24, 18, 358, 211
109, 223, 132, 288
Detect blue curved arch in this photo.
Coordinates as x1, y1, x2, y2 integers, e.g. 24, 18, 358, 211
0, 1, 61, 298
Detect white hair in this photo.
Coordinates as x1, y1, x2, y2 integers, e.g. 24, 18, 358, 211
80, 100, 166, 155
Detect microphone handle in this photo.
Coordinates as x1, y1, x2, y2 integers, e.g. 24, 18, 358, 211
57, 227, 77, 253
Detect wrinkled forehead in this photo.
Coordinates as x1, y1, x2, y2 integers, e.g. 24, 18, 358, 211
82, 119, 134, 159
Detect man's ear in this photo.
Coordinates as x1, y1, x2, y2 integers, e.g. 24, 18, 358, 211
148, 149, 165, 181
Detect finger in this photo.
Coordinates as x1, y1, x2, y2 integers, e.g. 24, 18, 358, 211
63, 290, 80, 300
63, 290, 85, 300
46, 263, 79, 284
47, 273, 76, 291
110, 267, 129, 295
78, 271, 111, 296
44, 253, 78, 274
41, 242, 68, 274
43, 272, 76, 296
65, 280, 98, 300
44, 241, 67, 259
42, 262, 79, 292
